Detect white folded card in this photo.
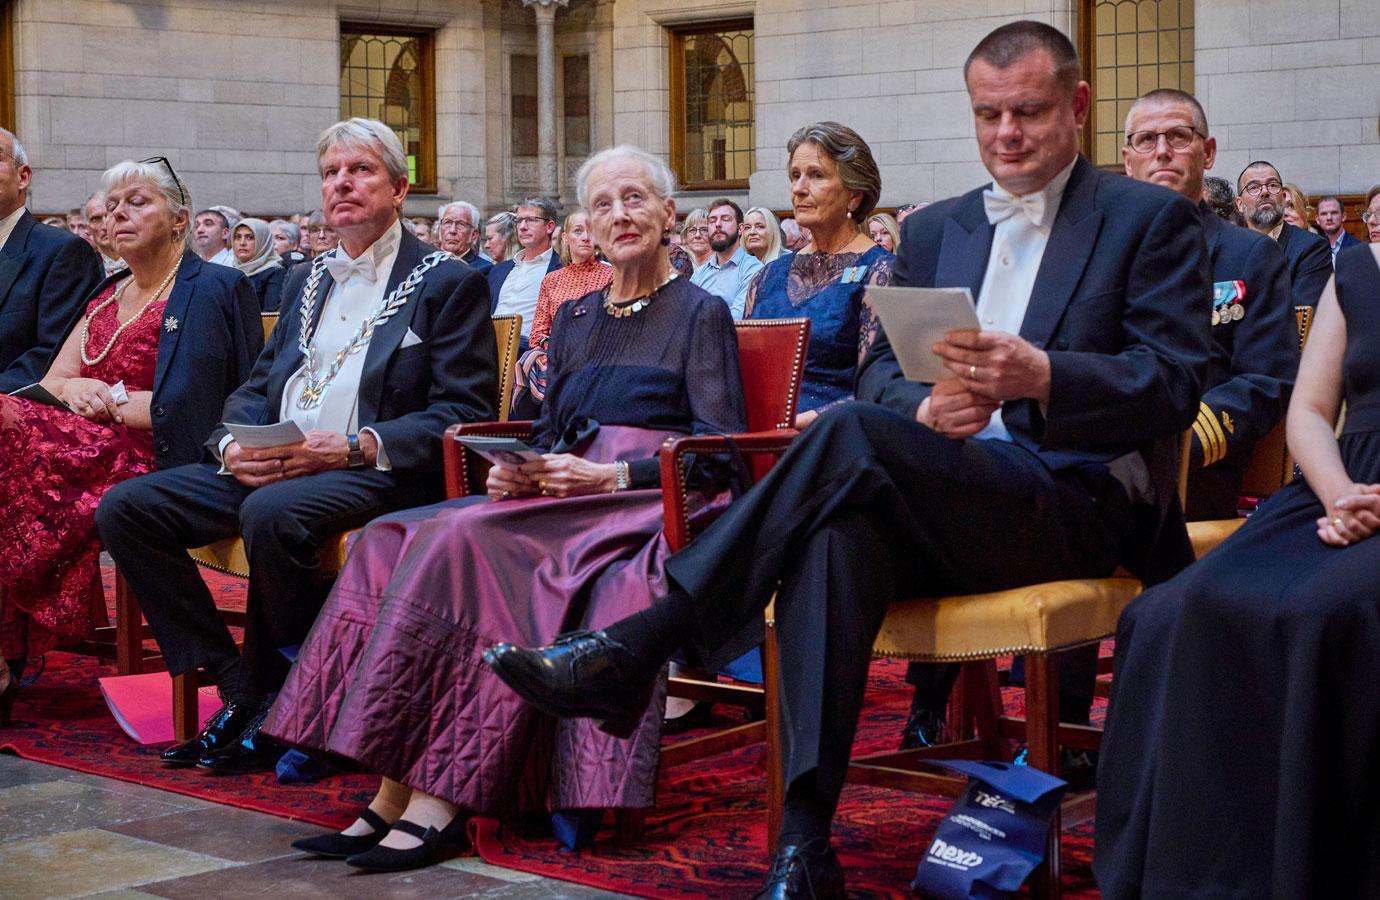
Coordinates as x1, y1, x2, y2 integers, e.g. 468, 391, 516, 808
864, 285, 981, 383
224, 420, 306, 448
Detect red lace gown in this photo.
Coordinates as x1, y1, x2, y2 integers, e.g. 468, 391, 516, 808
0, 286, 165, 659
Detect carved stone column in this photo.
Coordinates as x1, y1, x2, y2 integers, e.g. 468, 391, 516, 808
522, 0, 568, 201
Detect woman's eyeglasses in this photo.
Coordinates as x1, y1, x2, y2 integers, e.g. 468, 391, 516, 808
138, 157, 186, 207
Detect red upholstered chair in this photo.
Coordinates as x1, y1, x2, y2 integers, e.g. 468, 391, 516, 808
91, 315, 522, 741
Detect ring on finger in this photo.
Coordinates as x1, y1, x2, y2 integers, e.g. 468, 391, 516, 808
539, 480, 549, 496
1334, 516, 1345, 528
968, 364, 978, 380
501, 490, 512, 500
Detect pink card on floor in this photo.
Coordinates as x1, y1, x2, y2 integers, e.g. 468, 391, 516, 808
98, 672, 220, 745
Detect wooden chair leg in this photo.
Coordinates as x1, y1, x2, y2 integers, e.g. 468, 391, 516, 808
614, 808, 645, 844
1024, 651, 1062, 900
114, 570, 144, 676
172, 671, 200, 742
763, 602, 784, 857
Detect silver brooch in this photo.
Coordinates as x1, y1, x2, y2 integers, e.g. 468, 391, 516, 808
164, 316, 179, 332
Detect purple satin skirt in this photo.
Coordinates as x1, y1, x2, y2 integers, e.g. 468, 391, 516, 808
263, 426, 686, 813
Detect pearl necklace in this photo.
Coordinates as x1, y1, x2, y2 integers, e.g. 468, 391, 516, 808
80, 256, 182, 366
602, 272, 678, 318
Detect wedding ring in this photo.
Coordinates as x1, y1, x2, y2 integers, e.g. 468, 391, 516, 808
501, 490, 511, 500
1334, 516, 1344, 527
540, 480, 548, 496
968, 364, 978, 380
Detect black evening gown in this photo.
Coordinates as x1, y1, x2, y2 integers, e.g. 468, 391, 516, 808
1095, 244, 1380, 900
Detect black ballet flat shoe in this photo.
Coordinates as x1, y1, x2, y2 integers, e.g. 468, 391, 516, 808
754, 838, 847, 899
196, 700, 284, 775
159, 698, 257, 767
345, 815, 471, 872
0, 675, 17, 727
292, 808, 392, 859
483, 630, 655, 739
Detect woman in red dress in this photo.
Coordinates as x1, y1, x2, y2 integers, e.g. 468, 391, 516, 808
0, 159, 262, 722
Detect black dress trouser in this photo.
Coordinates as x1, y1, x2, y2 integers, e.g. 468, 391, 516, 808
96, 462, 438, 698
663, 403, 1135, 802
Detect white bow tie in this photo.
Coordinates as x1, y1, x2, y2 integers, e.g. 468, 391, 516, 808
982, 189, 1048, 228
323, 252, 377, 285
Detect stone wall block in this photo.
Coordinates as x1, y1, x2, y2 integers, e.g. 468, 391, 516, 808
1294, 65, 1380, 120
1249, 0, 1339, 45
50, 96, 124, 145
195, 103, 269, 150
122, 99, 198, 148
1203, 70, 1295, 125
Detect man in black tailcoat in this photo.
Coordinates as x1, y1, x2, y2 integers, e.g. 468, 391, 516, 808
98, 118, 499, 775
485, 21, 1212, 899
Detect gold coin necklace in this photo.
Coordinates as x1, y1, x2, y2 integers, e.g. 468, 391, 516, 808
80, 256, 183, 366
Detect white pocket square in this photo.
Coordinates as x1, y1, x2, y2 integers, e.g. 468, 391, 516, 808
401, 328, 424, 349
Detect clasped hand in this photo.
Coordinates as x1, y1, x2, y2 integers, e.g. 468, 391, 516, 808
224, 430, 354, 488
1317, 483, 1380, 547
486, 453, 617, 501
59, 377, 124, 424
917, 330, 1051, 440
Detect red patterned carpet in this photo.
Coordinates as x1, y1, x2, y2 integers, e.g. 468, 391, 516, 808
0, 568, 1101, 898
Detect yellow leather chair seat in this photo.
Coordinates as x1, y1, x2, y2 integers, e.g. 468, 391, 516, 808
870, 577, 1144, 663
187, 530, 357, 579
1187, 518, 1246, 560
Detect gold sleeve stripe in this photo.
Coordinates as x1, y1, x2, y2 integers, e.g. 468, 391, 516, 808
1196, 403, 1228, 466
1192, 420, 1217, 468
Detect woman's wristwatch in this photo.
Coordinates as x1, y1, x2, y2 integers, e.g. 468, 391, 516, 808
613, 460, 631, 492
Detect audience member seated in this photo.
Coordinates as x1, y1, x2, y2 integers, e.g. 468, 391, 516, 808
681, 208, 712, 271
269, 220, 307, 267
1365, 184, 1380, 244
489, 197, 562, 348
1236, 160, 1332, 308
780, 215, 812, 251
1121, 90, 1299, 519
0, 158, 261, 723
304, 210, 337, 259
412, 218, 434, 247
1315, 195, 1363, 265
83, 190, 125, 275
691, 198, 763, 319
1096, 242, 1380, 899
746, 123, 892, 428
743, 206, 786, 264
1203, 174, 1245, 226
483, 211, 516, 265
0, 128, 104, 394
436, 201, 489, 273
486, 22, 1212, 898
865, 211, 899, 252
193, 207, 235, 266
1281, 182, 1315, 234
66, 208, 88, 241
231, 218, 286, 312
263, 144, 745, 872
94, 118, 499, 774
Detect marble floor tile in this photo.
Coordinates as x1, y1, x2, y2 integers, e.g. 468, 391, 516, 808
0, 754, 70, 789
0, 828, 230, 899
107, 804, 316, 863
137, 853, 513, 899
57, 774, 213, 812
0, 783, 189, 844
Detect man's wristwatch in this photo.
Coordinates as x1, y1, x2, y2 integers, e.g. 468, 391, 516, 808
346, 433, 366, 469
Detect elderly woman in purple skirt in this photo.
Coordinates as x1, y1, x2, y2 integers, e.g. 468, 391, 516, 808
263, 145, 745, 872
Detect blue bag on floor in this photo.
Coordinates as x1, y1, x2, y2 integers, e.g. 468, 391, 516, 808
911, 760, 1067, 899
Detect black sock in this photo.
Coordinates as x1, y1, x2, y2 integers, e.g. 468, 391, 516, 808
4, 657, 26, 683
208, 656, 244, 702
602, 584, 698, 674
779, 777, 834, 847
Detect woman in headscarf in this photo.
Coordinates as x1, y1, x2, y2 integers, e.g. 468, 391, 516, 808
231, 218, 286, 312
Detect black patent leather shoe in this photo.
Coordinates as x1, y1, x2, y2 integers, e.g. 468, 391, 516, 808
898, 701, 951, 751
754, 839, 847, 899
345, 815, 471, 872
195, 700, 284, 775
292, 808, 392, 859
483, 630, 655, 738
159, 698, 256, 767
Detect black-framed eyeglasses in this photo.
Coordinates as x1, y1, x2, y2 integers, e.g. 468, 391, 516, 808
1241, 179, 1284, 197
1125, 126, 1204, 154
138, 156, 185, 207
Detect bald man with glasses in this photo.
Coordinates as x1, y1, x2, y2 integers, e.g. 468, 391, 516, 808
1235, 160, 1332, 310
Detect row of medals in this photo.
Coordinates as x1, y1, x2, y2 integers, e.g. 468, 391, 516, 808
1212, 303, 1245, 326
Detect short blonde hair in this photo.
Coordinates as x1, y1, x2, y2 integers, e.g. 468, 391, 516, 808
864, 212, 901, 252
100, 159, 193, 248
743, 206, 784, 264
317, 118, 408, 184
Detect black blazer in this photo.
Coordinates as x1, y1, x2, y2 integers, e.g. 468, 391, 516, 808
1277, 222, 1332, 308
247, 265, 286, 312
487, 250, 561, 312
79, 251, 263, 469
860, 156, 1212, 582
460, 248, 492, 275
211, 228, 499, 478
1332, 231, 1364, 261
0, 210, 105, 392
1187, 210, 1300, 518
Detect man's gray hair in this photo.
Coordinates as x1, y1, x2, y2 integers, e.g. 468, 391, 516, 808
439, 200, 481, 228
100, 159, 194, 248
317, 118, 409, 184
574, 145, 677, 210
0, 128, 28, 167
514, 196, 560, 222
82, 191, 105, 222
1125, 88, 1209, 138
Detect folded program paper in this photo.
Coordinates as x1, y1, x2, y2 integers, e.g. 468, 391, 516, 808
864, 285, 980, 384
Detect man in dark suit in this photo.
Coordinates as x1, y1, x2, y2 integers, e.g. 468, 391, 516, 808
1122, 89, 1298, 521
0, 128, 104, 393
485, 22, 1211, 897
487, 196, 561, 348
1316, 196, 1364, 266
1235, 160, 1332, 309
97, 118, 499, 775
437, 200, 491, 275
